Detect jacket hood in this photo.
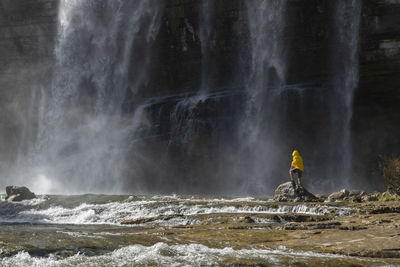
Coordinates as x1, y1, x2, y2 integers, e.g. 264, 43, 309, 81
292, 150, 300, 157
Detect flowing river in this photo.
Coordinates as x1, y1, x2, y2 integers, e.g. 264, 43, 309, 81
0, 194, 397, 266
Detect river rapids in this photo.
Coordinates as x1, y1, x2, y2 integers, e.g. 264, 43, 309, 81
0, 194, 396, 266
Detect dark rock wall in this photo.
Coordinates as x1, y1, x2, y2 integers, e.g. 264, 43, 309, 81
353, 0, 400, 189
0, 0, 399, 192
146, 0, 246, 97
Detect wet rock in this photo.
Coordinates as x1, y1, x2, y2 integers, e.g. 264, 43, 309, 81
274, 182, 318, 202
282, 221, 342, 230
379, 191, 400, 201
315, 194, 327, 201
338, 225, 368, 231
349, 196, 362, 203
368, 206, 400, 214
346, 190, 364, 202
241, 216, 255, 224
362, 194, 378, 202
277, 214, 329, 223
5, 186, 36, 202
382, 191, 392, 197
328, 189, 349, 201
349, 190, 361, 197
121, 214, 184, 225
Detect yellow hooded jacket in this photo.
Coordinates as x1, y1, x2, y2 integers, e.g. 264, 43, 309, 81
291, 150, 304, 172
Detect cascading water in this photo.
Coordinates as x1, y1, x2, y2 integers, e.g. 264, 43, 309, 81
7, 0, 162, 193
1, 0, 364, 195
329, 0, 362, 189
236, 0, 288, 194
236, 0, 361, 194
2, 2, 399, 266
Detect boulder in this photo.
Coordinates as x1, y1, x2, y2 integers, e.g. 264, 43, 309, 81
274, 181, 318, 202
362, 194, 379, 202
328, 189, 349, 201
349, 190, 361, 197
5, 186, 36, 202
347, 190, 364, 202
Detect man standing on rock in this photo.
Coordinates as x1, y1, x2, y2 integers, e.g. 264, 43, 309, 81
290, 150, 304, 186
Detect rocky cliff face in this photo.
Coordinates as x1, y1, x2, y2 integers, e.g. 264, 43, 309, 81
353, 0, 400, 189
0, 0, 399, 193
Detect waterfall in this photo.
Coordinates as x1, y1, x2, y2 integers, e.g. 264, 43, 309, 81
237, 0, 361, 194
236, 0, 288, 194
329, 0, 361, 189
1, 0, 365, 195
8, 0, 163, 193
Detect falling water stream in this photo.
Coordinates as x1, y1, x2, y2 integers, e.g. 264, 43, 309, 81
8, 0, 163, 193
1, 0, 362, 195
329, 0, 362, 189
0, 2, 392, 266
237, 0, 362, 193
237, 0, 288, 194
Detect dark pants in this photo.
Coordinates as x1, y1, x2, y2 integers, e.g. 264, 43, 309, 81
289, 167, 302, 184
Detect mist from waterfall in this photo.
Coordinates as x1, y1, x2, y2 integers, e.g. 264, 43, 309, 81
233, 0, 362, 194
329, 0, 362, 189
236, 0, 288, 194
0, 0, 365, 196
7, 0, 163, 194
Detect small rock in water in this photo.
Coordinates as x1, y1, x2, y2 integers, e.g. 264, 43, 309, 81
5, 185, 36, 202
241, 216, 255, 224
274, 181, 318, 202
328, 189, 349, 201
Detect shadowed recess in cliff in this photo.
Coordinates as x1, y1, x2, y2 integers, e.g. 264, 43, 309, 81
199, 0, 216, 94
164, 0, 219, 184
6, 0, 163, 193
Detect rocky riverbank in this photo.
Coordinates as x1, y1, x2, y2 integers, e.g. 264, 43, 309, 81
0, 193, 400, 266
119, 200, 400, 259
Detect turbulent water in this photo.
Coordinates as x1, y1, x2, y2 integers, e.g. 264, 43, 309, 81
1, 243, 390, 267
1, 194, 396, 266
0, 194, 351, 225
0, 1, 390, 265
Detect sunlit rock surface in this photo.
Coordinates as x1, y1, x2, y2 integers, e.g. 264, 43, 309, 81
274, 182, 318, 202
328, 189, 350, 201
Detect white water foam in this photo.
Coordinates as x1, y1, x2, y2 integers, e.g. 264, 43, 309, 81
0, 196, 351, 225
149, 195, 266, 203
0, 242, 386, 267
